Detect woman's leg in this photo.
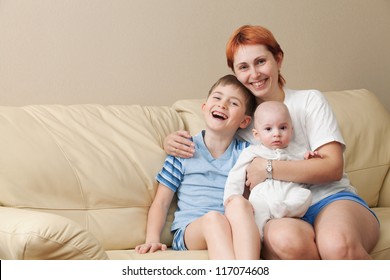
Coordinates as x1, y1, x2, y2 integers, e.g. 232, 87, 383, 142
314, 200, 380, 259
262, 217, 320, 259
184, 211, 235, 259
224, 196, 261, 259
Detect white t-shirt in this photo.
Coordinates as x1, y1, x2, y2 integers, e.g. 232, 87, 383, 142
237, 88, 356, 204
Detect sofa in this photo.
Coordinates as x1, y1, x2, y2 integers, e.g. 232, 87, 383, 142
0, 89, 389, 260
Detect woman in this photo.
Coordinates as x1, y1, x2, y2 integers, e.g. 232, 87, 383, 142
164, 25, 379, 259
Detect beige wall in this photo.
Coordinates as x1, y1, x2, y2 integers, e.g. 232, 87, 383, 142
1, 0, 389, 111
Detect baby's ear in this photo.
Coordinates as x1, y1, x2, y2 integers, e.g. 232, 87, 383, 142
252, 128, 261, 142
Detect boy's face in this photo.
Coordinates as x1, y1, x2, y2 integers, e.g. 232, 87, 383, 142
252, 105, 293, 149
202, 84, 251, 134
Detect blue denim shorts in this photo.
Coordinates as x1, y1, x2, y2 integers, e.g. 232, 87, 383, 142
172, 227, 188, 251
301, 191, 379, 226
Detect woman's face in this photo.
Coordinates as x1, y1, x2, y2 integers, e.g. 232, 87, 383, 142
233, 44, 283, 102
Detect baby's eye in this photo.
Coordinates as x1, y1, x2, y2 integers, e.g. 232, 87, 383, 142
281, 125, 288, 130
265, 127, 272, 132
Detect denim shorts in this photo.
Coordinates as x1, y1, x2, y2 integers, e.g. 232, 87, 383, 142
172, 227, 188, 251
301, 191, 379, 226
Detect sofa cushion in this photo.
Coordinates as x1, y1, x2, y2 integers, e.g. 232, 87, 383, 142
0, 208, 108, 259
370, 208, 390, 259
0, 105, 184, 250
106, 249, 208, 260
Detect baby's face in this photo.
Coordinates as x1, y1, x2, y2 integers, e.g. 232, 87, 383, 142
252, 106, 293, 149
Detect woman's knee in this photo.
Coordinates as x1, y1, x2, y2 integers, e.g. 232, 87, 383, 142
316, 232, 372, 259
314, 200, 379, 259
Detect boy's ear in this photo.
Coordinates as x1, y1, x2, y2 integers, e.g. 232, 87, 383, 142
239, 115, 252, 129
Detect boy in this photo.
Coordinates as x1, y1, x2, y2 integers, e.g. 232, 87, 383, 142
135, 74, 259, 259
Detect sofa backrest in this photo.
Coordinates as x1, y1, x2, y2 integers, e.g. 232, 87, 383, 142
173, 89, 390, 208
0, 104, 184, 250
323, 89, 390, 207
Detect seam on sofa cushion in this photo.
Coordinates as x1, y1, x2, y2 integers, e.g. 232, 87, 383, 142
21, 107, 87, 208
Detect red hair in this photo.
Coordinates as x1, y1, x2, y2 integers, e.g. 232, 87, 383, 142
226, 25, 286, 88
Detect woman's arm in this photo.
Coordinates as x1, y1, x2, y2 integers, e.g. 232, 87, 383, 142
246, 141, 344, 188
135, 184, 175, 253
163, 130, 195, 158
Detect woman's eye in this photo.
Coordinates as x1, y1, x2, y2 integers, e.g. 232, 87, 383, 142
256, 59, 266, 65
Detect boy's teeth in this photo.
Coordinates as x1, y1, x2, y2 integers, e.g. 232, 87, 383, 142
212, 111, 227, 120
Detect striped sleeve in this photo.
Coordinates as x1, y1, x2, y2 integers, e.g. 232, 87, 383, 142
237, 138, 251, 150
156, 155, 184, 192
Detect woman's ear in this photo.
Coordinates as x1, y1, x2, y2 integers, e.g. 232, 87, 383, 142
276, 52, 284, 69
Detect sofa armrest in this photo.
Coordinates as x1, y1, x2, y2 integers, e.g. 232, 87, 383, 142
0, 207, 108, 260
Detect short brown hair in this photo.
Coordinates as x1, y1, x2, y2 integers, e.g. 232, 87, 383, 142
208, 74, 256, 116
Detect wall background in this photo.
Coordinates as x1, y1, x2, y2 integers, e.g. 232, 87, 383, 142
0, 0, 389, 111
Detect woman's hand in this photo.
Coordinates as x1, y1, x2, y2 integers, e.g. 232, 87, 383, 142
163, 130, 195, 158
135, 242, 167, 254
245, 157, 267, 190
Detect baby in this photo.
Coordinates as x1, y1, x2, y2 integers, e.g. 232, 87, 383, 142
224, 101, 320, 238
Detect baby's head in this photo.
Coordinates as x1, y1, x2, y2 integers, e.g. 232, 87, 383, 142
252, 101, 293, 149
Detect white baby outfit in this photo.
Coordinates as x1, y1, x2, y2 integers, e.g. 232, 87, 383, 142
223, 143, 312, 238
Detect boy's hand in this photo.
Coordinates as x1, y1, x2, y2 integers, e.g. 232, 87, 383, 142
135, 242, 167, 254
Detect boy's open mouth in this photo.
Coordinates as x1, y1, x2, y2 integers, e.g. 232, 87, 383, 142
212, 111, 227, 120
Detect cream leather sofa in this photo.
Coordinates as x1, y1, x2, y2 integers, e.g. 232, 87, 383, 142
0, 89, 389, 260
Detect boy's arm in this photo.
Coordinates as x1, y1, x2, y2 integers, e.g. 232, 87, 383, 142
135, 184, 174, 254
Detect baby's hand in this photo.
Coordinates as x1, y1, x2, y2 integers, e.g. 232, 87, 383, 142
304, 151, 324, 160
135, 242, 167, 254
